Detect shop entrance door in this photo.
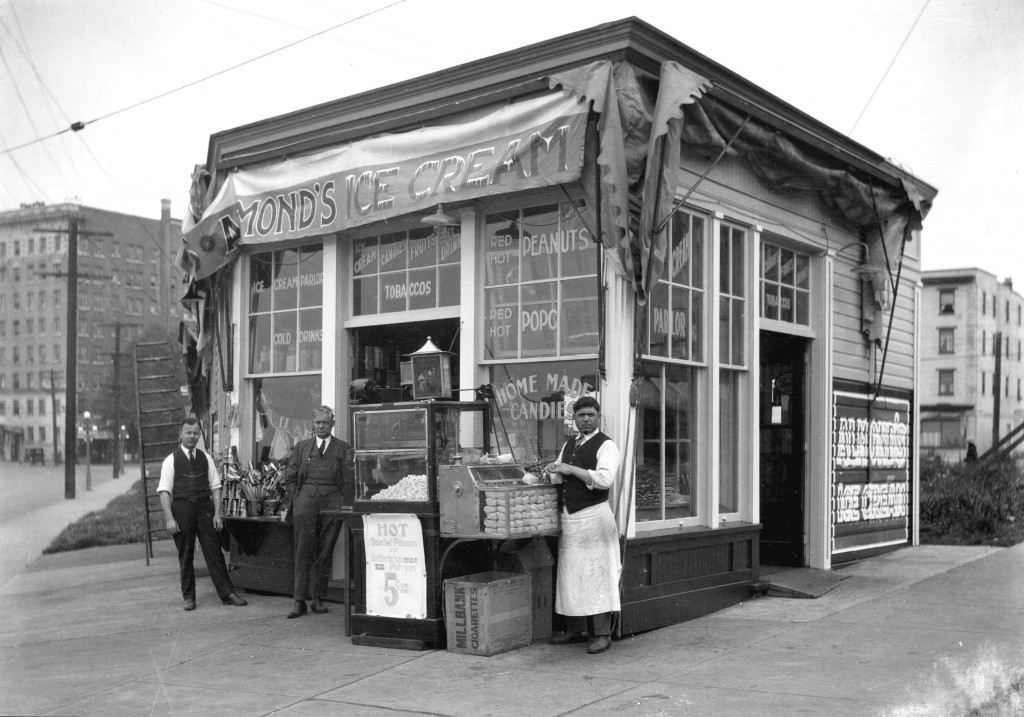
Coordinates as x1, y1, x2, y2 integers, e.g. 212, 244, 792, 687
758, 331, 806, 566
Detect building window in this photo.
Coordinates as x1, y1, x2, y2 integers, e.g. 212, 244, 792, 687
248, 245, 324, 375
1007, 300, 1011, 322
939, 289, 955, 315
760, 241, 809, 325
718, 223, 747, 515
938, 369, 955, 396
982, 292, 987, 314
983, 331, 987, 355
938, 328, 954, 354
483, 202, 596, 360
354, 223, 461, 318
982, 372, 986, 395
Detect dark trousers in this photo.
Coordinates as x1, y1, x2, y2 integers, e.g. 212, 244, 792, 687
291, 484, 343, 601
564, 612, 612, 637
171, 497, 234, 601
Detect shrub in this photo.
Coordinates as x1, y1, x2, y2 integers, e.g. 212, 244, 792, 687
920, 455, 1024, 546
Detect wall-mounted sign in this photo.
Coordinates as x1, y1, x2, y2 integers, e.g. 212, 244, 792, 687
362, 513, 427, 619
831, 390, 910, 556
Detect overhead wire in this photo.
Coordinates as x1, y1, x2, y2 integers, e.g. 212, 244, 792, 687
0, 0, 408, 157
848, 0, 932, 136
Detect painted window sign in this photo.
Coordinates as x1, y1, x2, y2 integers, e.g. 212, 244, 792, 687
248, 245, 323, 374
353, 226, 461, 315
831, 391, 910, 555
648, 210, 705, 362
760, 242, 810, 326
483, 202, 598, 360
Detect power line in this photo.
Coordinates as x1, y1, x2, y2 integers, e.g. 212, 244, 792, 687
0, 0, 407, 157
848, 0, 932, 136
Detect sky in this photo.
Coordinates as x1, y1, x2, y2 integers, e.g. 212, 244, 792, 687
1, 0, 1022, 275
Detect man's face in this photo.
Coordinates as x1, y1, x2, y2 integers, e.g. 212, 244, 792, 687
573, 406, 600, 436
312, 416, 334, 440
180, 423, 202, 449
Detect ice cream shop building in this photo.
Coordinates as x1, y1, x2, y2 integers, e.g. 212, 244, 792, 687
177, 17, 935, 635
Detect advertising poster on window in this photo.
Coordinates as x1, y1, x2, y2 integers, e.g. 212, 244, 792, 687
831, 390, 911, 555
362, 513, 427, 619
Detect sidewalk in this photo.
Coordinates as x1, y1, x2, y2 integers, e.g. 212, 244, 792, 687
1, 532, 1021, 716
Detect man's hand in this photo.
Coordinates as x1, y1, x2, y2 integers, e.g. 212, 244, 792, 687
165, 516, 180, 534
213, 512, 224, 531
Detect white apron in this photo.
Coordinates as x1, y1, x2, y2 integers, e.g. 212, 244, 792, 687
555, 502, 621, 615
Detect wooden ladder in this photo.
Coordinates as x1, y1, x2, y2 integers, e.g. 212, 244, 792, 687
133, 340, 189, 564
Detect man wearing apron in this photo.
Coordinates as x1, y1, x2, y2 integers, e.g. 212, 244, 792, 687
281, 406, 351, 618
544, 396, 621, 654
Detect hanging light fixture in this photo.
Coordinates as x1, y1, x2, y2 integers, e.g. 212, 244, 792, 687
421, 203, 459, 227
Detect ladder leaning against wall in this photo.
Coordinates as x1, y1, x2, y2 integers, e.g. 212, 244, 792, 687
133, 340, 189, 565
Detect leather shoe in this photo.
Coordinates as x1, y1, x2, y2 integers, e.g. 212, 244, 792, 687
222, 593, 247, 607
550, 632, 588, 645
310, 597, 328, 614
587, 636, 612, 654
287, 600, 307, 619
183, 598, 196, 611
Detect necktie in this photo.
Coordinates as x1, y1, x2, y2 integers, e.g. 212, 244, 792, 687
318, 440, 326, 457
188, 450, 195, 464
574, 435, 584, 451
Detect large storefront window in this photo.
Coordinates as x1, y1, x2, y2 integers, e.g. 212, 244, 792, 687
636, 361, 697, 521
253, 375, 322, 462
488, 359, 596, 469
483, 202, 598, 360
247, 245, 324, 462
760, 241, 810, 325
352, 225, 461, 316
639, 209, 706, 524
248, 245, 324, 374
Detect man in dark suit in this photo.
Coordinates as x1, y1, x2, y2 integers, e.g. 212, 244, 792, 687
280, 405, 351, 618
158, 417, 247, 611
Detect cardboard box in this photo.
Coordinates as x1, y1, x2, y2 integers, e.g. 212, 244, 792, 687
494, 537, 555, 640
444, 571, 532, 656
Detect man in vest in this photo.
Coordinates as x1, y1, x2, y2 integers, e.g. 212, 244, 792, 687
544, 396, 621, 654
158, 417, 247, 611
280, 406, 351, 618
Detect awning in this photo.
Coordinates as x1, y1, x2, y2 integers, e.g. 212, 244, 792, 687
177, 90, 590, 280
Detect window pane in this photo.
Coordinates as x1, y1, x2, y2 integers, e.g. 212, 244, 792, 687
762, 243, 779, 283
297, 247, 323, 306
297, 308, 322, 372
648, 281, 670, 358
719, 370, 740, 512
272, 312, 297, 372
731, 233, 745, 297
438, 264, 460, 307
378, 231, 407, 274
671, 286, 690, 361
273, 249, 299, 311
407, 227, 436, 269
719, 296, 730, 364
353, 276, 377, 315
484, 287, 519, 360
521, 282, 557, 357
520, 204, 559, 282
249, 314, 272, 373
692, 217, 705, 289
691, 292, 704, 363
484, 213, 520, 286
253, 376, 321, 462
560, 277, 598, 355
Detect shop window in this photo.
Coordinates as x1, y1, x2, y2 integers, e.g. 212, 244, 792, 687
248, 245, 323, 375
760, 241, 809, 325
636, 361, 697, 522
648, 210, 704, 360
938, 328, 954, 354
719, 225, 747, 367
252, 375, 322, 463
939, 289, 955, 315
487, 359, 595, 468
920, 419, 962, 448
483, 201, 598, 360
352, 224, 460, 316
938, 369, 955, 396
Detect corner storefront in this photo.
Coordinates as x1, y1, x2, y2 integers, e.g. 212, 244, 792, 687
176, 18, 936, 641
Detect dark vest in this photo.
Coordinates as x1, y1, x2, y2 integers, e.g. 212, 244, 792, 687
304, 441, 338, 487
172, 449, 212, 503
561, 432, 611, 514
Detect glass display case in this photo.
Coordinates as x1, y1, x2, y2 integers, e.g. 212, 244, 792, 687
351, 401, 490, 509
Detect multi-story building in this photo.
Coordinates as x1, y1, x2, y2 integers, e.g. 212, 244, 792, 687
920, 268, 1024, 461
0, 200, 183, 464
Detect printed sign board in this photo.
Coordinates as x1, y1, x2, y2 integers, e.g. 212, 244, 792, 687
362, 513, 427, 619
831, 390, 911, 555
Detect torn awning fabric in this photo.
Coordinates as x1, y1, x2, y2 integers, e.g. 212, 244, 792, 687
175, 90, 591, 280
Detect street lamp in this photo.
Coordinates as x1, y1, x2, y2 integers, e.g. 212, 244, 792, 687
83, 411, 93, 492
120, 425, 127, 476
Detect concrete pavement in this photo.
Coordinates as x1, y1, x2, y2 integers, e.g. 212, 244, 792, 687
0, 492, 1022, 715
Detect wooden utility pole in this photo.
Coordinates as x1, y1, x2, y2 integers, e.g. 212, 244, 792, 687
49, 369, 59, 466
35, 216, 112, 499
993, 331, 1003, 449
